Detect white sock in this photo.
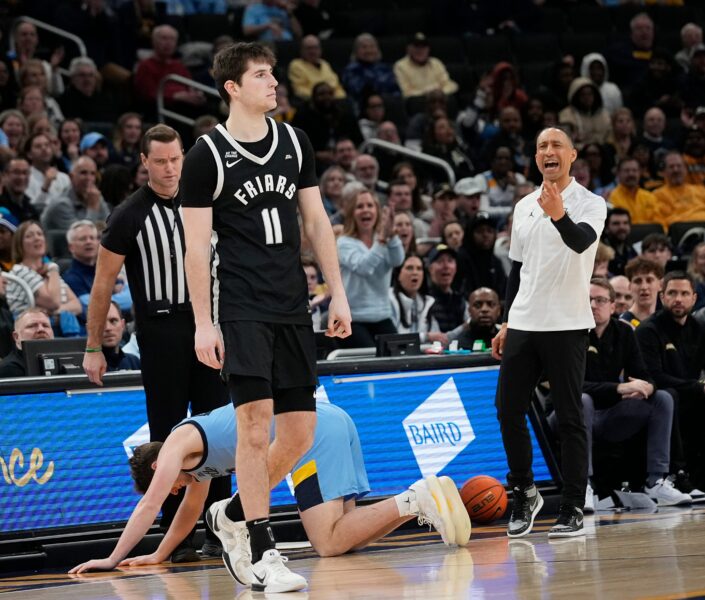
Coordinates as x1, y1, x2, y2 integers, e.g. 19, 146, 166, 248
394, 489, 416, 517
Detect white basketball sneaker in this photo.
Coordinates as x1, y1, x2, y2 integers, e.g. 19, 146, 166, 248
249, 548, 307, 593
206, 499, 253, 585
409, 475, 456, 545
438, 476, 472, 546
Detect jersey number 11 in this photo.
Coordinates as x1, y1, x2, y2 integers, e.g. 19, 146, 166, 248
261, 207, 282, 245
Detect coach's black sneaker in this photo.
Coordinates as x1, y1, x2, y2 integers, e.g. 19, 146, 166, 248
171, 541, 201, 563
507, 484, 543, 538
548, 504, 585, 538
200, 539, 222, 559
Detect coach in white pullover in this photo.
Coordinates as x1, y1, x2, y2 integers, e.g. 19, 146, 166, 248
492, 127, 606, 539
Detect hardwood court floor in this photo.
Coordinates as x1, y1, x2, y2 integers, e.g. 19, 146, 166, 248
2, 507, 705, 599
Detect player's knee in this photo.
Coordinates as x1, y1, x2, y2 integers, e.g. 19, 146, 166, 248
312, 539, 346, 557
238, 423, 270, 451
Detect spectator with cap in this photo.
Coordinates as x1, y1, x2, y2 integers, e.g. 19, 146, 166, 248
456, 286, 502, 351
41, 156, 110, 234
0, 208, 18, 271
393, 33, 458, 99
288, 35, 346, 101
342, 33, 400, 110
456, 212, 507, 298
0, 308, 53, 377
389, 253, 446, 345
675, 24, 703, 71
337, 186, 404, 348
25, 132, 72, 213
79, 132, 112, 172
0, 158, 39, 223
58, 57, 120, 123
454, 174, 486, 228
102, 301, 140, 372
427, 243, 467, 336
427, 184, 459, 238
653, 151, 705, 228
602, 208, 638, 277
682, 44, 705, 111
608, 157, 660, 225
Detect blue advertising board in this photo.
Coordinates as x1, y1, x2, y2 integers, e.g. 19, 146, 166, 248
0, 366, 552, 535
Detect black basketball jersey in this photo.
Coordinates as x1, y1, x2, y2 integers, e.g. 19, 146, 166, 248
102, 185, 188, 329
181, 118, 318, 325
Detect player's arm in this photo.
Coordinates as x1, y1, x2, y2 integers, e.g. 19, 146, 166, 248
181, 141, 222, 369
83, 246, 126, 385
298, 185, 351, 338
68, 441, 185, 574
121, 480, 211, 566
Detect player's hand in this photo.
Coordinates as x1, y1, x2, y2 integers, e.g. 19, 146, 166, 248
83, 350, 108, 386
119, 553, 163, 567
326, 294, 352, 339
491, 323, 508, 361
68, 557, 118, 574
538, 181, 566, 221
194, 322, 224, 370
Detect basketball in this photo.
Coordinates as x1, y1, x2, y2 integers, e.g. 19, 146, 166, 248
460, 476, 508, 524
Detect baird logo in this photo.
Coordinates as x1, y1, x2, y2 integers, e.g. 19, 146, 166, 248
407, 422, 462, 446
1, 448, 54, 487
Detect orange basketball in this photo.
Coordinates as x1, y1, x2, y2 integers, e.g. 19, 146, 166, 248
460, 475, 508, 524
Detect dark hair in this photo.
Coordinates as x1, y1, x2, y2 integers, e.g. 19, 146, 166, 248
140, 124, 182, 156
624, 256, 664, 280
100, 164, 133, 207
212, 42, 276, 104
23, 131, 51, 156
641, 232, 672, 252
129, 442, 163, 494
662, 270, 695, 292
590, 276, 615, 301
617, 156, 639, 171
606, 207, 631, 223
392, 253, 432, 330
391, 161, 425, 214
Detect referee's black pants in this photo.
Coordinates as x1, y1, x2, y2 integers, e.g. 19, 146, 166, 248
496, 328, 589, 508
137, 311, 231, 544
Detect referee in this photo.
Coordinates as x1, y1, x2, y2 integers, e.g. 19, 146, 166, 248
83, 124, 230, 562
491, 127, 606, 539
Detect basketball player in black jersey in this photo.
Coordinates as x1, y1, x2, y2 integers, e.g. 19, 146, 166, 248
182, 42, 351, 593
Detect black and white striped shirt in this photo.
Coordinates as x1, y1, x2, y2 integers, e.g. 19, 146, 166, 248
102, 185, 188, 327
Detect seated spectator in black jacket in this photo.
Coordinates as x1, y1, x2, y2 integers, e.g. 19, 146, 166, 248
102, 301, 140, 372
455, 212, 507, 298
456, 287, 501, 352
426, 244, 466, 336
0, 308, 53, 378
59, 57, 120, 123
554, 278, 691, 508
637, 272, 705, 492
602, 208, 637, 277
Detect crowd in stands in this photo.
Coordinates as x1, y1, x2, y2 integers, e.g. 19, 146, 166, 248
0, 0, 704, 498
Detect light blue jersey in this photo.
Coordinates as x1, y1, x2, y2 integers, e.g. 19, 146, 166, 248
174, 402, 370, 509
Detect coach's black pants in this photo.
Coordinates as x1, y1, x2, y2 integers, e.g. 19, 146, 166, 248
496, 328, 589, 508
137, 311, 231, 543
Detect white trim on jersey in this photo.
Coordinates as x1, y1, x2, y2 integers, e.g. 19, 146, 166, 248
173, 207, 186, 304
136, 231, 152, 301
152, 204, 173, 303
215, 117, 279, 166
283, 123, 302, 172
200, 134, 224, 200
143, 216, 162, 301
210, 231, 221, 325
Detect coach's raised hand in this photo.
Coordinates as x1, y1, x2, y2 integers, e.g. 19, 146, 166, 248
537, 181, 566, 221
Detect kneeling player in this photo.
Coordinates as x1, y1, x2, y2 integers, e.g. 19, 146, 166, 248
69, 402, 470, 591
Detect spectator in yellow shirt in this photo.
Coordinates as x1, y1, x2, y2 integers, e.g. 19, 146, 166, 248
653, 151, 705, 227
287, 35, 346, 101
609, 157, 660, 224
393, 33, 458, 99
